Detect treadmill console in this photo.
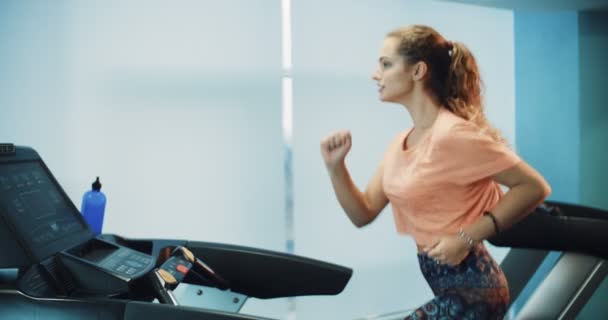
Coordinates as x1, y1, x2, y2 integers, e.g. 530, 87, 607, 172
0, 146, 156, 297
64, 238, 154, 279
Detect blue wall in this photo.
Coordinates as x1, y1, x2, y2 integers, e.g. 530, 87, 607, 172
579, 11, 608, 211
515, 11, 580, 204
512, 11, 579, 318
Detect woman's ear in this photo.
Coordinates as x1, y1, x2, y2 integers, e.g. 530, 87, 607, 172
412, 61, 428, 81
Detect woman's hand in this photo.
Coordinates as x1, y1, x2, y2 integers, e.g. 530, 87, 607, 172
425, 234, 471, 266
320, 130, 352, 172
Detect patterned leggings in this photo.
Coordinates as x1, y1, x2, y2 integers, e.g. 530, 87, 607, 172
404, 244, 509, 320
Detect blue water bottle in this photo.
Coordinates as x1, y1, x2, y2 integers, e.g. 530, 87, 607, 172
81, 177, 107, 235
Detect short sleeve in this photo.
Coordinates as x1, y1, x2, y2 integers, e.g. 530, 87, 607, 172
433, 121, 521, 185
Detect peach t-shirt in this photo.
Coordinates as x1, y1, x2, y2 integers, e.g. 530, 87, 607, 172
382, 108, 521, 246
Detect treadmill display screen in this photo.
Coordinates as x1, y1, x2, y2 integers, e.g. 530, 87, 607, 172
0, 161, 87, 257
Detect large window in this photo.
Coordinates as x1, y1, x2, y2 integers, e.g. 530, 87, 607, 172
0, 1, 515, 318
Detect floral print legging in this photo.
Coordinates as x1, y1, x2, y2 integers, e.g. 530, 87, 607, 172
405, 243, 510, 320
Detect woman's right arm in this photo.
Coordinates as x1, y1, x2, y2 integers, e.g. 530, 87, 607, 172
321, 130, 389, 228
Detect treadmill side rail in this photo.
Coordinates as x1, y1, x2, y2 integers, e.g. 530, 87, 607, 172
185, 241, 353, 299
517, 253, 608, 319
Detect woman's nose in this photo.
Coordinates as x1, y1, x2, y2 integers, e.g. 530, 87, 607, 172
372, 69, 380, 81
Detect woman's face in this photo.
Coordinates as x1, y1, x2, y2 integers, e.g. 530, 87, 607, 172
372, 37, 415, 103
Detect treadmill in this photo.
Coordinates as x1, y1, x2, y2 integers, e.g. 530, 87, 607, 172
0, 145, 353, 320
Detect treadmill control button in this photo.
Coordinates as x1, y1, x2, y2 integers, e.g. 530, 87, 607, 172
176, 264, 189, 274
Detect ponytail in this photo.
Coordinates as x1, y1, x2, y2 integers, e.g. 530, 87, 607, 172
446, 42, 503, 142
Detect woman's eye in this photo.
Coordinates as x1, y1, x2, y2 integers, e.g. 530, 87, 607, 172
382, 61, 391, 68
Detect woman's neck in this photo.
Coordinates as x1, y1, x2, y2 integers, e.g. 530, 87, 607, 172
403, 94, 442, 130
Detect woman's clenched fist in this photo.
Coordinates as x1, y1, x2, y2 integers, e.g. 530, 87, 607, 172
320, 130, 352, 171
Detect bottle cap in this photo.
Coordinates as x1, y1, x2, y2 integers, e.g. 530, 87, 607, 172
92, 177, 102, 191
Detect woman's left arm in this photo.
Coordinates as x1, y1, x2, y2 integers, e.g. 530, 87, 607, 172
464, 161, 552, 242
